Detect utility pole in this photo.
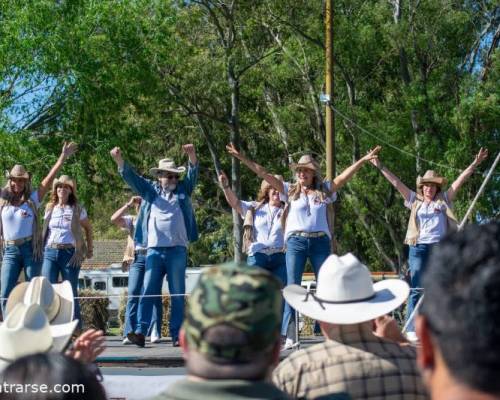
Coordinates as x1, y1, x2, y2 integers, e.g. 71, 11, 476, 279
325, 0, 335, 181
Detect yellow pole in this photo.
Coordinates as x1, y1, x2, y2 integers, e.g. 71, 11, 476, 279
325, 0, 335, 181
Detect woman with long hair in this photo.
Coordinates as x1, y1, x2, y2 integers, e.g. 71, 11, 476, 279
0, 142, 77, 313
370, 148, 488, 339
111, 195, 162, 345
41, 175, 93, 327
226, 143, 380, 345
218, 171, 286, 284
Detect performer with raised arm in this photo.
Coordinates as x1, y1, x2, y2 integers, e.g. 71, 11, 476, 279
41, 175, 93, 328
226, 143, 380, 346
0, 142, 77, 313
370, 147, 488, 339
110, 145, 198, 348
218, 171, 286, 285
111, 196, 162, 345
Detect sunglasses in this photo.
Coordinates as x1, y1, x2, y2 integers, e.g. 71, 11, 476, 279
166, 174, 179, 180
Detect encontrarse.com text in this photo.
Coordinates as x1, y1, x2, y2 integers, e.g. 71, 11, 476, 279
0, 383, 85, 394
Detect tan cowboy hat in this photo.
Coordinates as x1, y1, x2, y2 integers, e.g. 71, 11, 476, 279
6, 277, 75, 325
0, 303, 78, 372
416, 170, 447, 189
290, 155, 320, 172
53, 175, 76, 193
283, 253, 409, 325
5, 164, 30, 180
260, 175, 284, 192
149, 158, 186, 176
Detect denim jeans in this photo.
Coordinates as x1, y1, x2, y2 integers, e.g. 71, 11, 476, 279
247, 252, 287, 286
41, 247, 81, 328
282, 234, 331, 337
123, 252, 162, 337
136, 246, 187, 340
1, 241, 41, 313
406, 243, 434, 332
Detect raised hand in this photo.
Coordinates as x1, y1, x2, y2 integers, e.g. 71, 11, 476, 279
473, 147, 488, 167
218, 171, 229, 188
226, 143, 242, 160
182, 144, 197, 164
66, 329, 106, 363
110, 147, 124, 168
128, 196, 142, 207
61, 141, 78, 159
362, 145, 382, 163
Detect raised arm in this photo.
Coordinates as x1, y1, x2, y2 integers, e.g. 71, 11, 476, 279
333, 146, 381, 191
110, 196, 141, 228
182, 144, 199, 195
38, 142, 77, 200
218, 171, 243, 215
369, 155, 412, 202
226, 143, 285, 194
110, 147, 157, 203
447, 148, 488, 202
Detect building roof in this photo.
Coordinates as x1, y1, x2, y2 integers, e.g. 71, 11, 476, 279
82, 240, 127, 270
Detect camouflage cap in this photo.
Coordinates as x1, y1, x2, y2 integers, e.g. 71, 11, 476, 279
183, 262, 283, 362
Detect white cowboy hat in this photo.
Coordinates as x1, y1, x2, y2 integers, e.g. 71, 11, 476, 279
6, 277, 75, 324
283, 253, 410, 325
290, 155, 320, 172
53, 174, 77, 193
5, 164, 31, 180
149, 158, 186, 176
0, 303, 78, 371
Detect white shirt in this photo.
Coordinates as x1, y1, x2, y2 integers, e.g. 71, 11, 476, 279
45, 205, 88, 245
405, 191, 450, 244
147, 189, 188, 248
240, 200, 284, 256
122, 215, 146, 251
1, 191, 41, 241
282, 181, 337, 241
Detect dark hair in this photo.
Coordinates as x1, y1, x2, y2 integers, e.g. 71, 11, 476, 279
0, 353, 106, 400
421, 222, 500, 394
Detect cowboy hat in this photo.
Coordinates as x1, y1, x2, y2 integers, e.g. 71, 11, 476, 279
416, 170, 447, 189
260, 175, 284, 193
149, 158, 186, 176
5, 164, 30, 180
290, 155, 320, 172
53, 175, 76, 193
283, 253, 409, 325
6, 277, 75, 325
0, 303, 78, 371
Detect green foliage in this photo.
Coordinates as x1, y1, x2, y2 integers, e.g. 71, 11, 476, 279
0, 0, 498, 271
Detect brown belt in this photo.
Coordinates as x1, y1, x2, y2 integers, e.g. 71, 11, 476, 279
4, 236, 32, 246
291, 231, 327, 238
47, 243, 75, 250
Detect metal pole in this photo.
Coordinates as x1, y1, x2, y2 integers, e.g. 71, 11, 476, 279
325, 0, 335, 181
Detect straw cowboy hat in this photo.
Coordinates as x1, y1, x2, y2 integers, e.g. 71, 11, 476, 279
53, 175, 76, 193
416, 170, 447, 189
283, 253, 410, 325
150, 158, 186, 176
0, 303, 77, 371
6, 277, 75, 325
260, 175, 284, 193
290, 155, 320, 172
5, 164, 30, 180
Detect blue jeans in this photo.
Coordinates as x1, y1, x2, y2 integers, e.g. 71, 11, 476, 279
136, 246, 187, 340
282, 234, 331, 336
41, 247, 81, 328
247, 252, 287, 286
123, 252, 162, 337
406, 243, 434, 332
1, 241, 41, 313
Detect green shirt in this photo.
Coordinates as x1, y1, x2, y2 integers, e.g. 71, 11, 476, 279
151, 378, 292, 400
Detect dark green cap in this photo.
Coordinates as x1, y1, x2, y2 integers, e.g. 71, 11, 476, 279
183, 262, 283, 362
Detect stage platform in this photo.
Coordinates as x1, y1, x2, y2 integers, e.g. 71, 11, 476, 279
97, 335, 325, 368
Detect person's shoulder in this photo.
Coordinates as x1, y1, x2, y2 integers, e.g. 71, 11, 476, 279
275, 341, 329, 374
